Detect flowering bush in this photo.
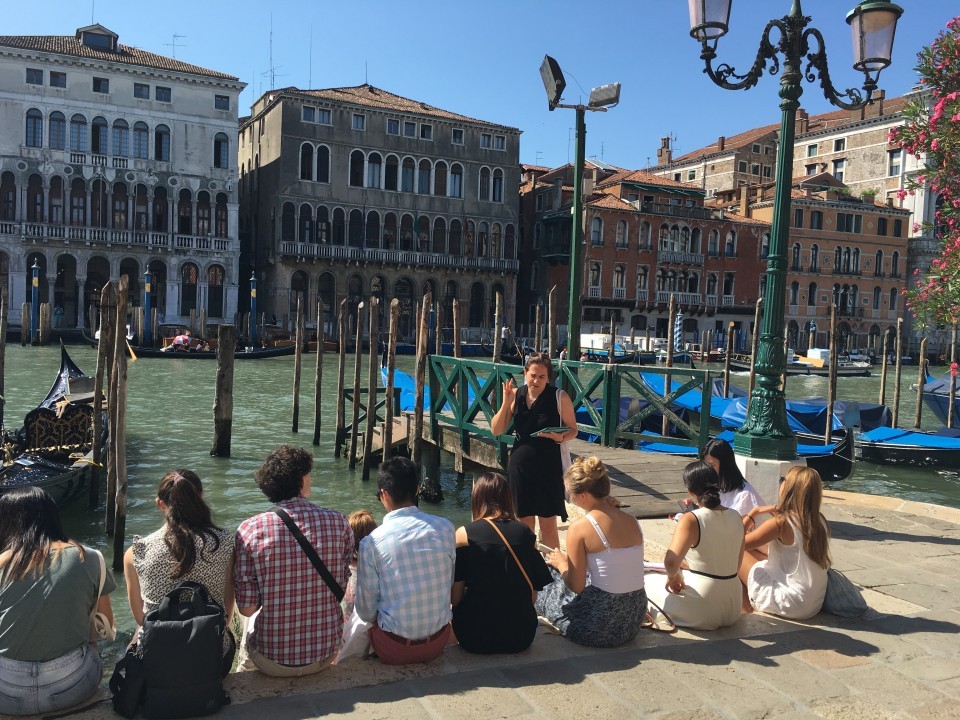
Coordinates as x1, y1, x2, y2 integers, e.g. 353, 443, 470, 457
891, 17, 960, 326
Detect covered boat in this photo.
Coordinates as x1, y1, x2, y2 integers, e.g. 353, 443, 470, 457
921, 375, 960, 426
856, 426, 960, 468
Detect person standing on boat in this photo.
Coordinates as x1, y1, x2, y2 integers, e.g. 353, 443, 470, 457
491, 352, 578, 551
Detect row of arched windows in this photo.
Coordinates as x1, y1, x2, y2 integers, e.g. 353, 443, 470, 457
23, 109, 229, 168
787, 281, 898, 313
788, 243, 900, 275
279, 202, 516, 259
581, 217, 739, 257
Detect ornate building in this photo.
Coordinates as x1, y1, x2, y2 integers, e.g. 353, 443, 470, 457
0, 24, 245, 327
238, 84, 521, 340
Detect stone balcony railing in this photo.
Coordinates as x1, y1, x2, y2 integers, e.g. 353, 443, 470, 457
278, 241, 520, 272
659, 250, 705, 266
655, 291, 703, 305
4, 220, 233, 253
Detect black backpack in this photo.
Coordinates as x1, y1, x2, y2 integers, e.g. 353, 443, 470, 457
111, 581, 229, 719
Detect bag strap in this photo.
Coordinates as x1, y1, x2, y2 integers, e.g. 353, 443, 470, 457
483, 518, 536, 603
273, 507, 345, 602
90, 548, 106, 619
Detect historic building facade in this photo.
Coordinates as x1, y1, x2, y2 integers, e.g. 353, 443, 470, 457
238, 84, 521, 340
0, 24, 245, 327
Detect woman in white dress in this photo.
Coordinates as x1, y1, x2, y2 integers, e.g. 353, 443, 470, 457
646, 461, 744, 630
739, 466, 830, 620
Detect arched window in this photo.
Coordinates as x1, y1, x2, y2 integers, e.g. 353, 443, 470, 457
26, 174, 43, 222
479, 167, 490, 201
810, 244, 819, 271
450, 163, 463, 198
152, 186, 167, 232
417, 216, 430, 252
367, 152, 382, 188
724, 231, 737, 257
680, 226, 690, 252
708, 229, 719, 255
133, 122, 149, 159
852, 247, 860, 273
48, 112, 66, 150
70, 114, 87, 152
477, 222, 488, 257
842, 246, 851, 273
530, 262, 540, 290
48, 176, 64, 225
366, 211, 380, 249
448, 219, 462, 256
892, 251, 900, 276
68, 178, 85, 225
433, 217, 446, 255
760, 233, 770, 259
790, 281, 799, 305
492, 169, 503, 202
316, 205, 329, 243
400, 214, 414, 251
401, 158, 415, 192
348, 209, 363, 248
835, 246, 842, 271
875, 249, 884, 276
434, 161, 448, 197
492, 223, 502, 258
418, 159, 431, 194
808, 282, 817, 306
504, 224, 515, 260
213, 133, 229, 169
385, 155, 399, 191
26, 109, 43, 147
670, 225, 680, 251
300, 144, 314, 181
207, 264, 225, 318
589, 262, 601, 287
215, 193, 228, 238
616, 220, 627, 246
614, 264, 626, 290
640, 221, 651, 250
707, 272, 717, 296
316, 145, 330, 183
533, 222, 542, 248
792, 242, 801, 270
91, 116, 108, 154
299, 204, 313, 243
382, 212, 396, 249
349, 150, 364, 187
873, 286, 882, 310
281, 202, 295, 242
691, 227, 701, 253
591, 217, 603, 246
113, 119, 129, 157
889, 287, 898, 311
659, 224, 670, 251
180, 263, 198, 315
1, 172, 16, 222
112, 182, 129, 229
154, 124, 170, 161
91, 179, 108, 228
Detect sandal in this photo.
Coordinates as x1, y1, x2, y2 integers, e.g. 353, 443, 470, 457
643, 600, 678, 634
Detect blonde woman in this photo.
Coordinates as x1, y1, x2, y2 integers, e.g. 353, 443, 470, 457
739, 466, 830, 620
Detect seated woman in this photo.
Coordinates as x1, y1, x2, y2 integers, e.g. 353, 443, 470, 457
645, 461, 744, 630
452, 472, 553, 654
739, 466, 830, 620
342, 509, 377, 618
124, 470, 236, 674
536, 457, 647, 648
0, 488, 116, 716
702, 438, 765, 516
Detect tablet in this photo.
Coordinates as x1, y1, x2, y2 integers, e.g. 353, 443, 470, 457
531, 426, 572, 436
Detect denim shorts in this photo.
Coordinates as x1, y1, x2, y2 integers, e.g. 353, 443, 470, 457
0, 643, 102, 716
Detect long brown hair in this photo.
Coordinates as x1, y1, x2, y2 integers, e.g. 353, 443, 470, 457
471, 472, 517, 521
777, 466, 831, 569
0, 487, 82, 583
157, 470, 222, 578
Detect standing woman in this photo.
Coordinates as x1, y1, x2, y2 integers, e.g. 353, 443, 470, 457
451, 472, 553, 654
701, 438, 765, 516
739, 466, 830, 620
124, 470, 235, 672
0, 488, 116, 716
491, 352, 578, 550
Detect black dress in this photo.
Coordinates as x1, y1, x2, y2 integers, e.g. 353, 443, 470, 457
509, 384, 568, 521
452, 519, 553, 654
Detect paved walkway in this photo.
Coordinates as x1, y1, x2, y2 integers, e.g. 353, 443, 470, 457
34, 491, 960, 720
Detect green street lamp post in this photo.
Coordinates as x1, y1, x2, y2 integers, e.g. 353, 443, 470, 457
539, 56, 620, 361
687, 0, 903, 460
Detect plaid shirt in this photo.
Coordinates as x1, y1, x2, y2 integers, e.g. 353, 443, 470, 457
234, 498, 353, 666
355, 506, 455, 640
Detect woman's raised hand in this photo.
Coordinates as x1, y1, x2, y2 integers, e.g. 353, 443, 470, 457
502, 378, 517, 406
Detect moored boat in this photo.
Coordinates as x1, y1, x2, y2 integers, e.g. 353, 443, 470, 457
856, 426, 960, 468
128, 344, 296, 359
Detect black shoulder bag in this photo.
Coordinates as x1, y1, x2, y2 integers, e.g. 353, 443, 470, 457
273, 507, 345, 602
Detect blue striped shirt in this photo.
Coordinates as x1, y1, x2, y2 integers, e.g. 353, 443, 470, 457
355, 506, 455, 640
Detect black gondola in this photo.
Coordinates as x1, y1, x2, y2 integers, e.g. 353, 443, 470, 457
127, 344, 297, 359
480, 338, 526, 365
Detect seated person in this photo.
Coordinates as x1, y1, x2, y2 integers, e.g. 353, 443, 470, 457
739, 466, 830, 620
536, 457, 647, 648
355, 457, 455, 665
645, 461, 744, 630
702, 439, 765, 516
452, 472, 552, 654
172, 329, 192, 350
341, 510, 377, 618
234, 446, 353, 677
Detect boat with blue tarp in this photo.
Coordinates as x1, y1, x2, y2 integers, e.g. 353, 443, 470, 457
856, 426, 960, 468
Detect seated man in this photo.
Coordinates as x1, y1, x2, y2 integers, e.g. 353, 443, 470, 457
172, 329, 192, 350
356, 457, 455, 665
234, 445, 353, 677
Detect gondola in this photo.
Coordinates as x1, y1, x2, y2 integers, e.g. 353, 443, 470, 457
921, 375, 960, 426
581, 348, 638, 364
0, 346, 103, 506
728, 353, 872, 377
855, 426, 960, 468
127, 344, 296, 359
480, 338, 526, 365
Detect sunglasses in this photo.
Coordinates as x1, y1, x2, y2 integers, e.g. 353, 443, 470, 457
375, 489, 383, 501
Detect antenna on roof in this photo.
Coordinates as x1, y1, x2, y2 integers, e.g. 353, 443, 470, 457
262, 15, 285, 90
308, 26, 312, 88
91, 0, 95, 23
535, 150, 543, 166
164, 34, 187, 60
365, 61, 368, 85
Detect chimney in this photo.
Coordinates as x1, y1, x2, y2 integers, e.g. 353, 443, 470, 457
583, 169, 595, 197
656, 136, 673, 166
866, 89, 886, 119
717, 136, 726, 152
796, 109, 809, 134
739, 185, 750, 217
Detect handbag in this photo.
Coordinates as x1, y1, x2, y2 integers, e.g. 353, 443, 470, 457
483, 518, 536, 603
273, 507, 345, 602
89, 548, 117, 642
822, 567, 869, 618
110, 644, 146, 718
555, 389, 573, 472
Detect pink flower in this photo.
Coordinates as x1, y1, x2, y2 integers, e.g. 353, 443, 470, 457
951, 362, 958, 377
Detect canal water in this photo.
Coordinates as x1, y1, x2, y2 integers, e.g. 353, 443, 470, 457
3, 344, 960, 642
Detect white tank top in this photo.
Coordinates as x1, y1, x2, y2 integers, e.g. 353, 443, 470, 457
584, 514, 645, 594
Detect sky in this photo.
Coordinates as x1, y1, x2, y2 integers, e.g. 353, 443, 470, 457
5, 1, 956, 170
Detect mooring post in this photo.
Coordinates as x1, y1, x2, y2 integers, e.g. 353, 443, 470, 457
21, 303, 29, 347
662, 294, 676, 437
0, 288, 6, 428
292, 295, 304, 433
879, 331, 890, 405
363, 297, 380, 481
781, 322, 790, 394
91, 283, 116, 508
106, 276, 128, 536
434, 300, 443, 356
313, 301, 324, 446
348, 302, 365, 468
492, 292, 503, 363
748, 298, 763, 401
607, 313, 616, 365
534, 302, 543, 353
548, 286, 557, 358
414, 291, 440, 499
914, 336, 929, 429
949, 325, 957, 429
335, 299, 348, 457
211, 324, 236, 457
892, 318, 904, 428
825, 306, 838, 444
383, 298, 399, 464
723, 322, 734, 398
189, 308, 196, 336
111, 283, 130, 570
452, 298, 461, 360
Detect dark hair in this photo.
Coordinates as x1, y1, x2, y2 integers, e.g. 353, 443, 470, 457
471, 472, 516, 521
377, 456, 419, 506
255, 445, 313, 503
564, 456, 611, 499
702, 438, 746, 494
523, 352, 552, 372
683, 460, 722, 509
0, 487, 80, 583
157, 470, 222, 578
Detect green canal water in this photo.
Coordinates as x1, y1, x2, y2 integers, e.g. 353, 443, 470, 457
3, 344, 960, 643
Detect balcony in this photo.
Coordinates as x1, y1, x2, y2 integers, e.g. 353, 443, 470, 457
278, 242, 521, 272
837, 306, 865, 318
588, 286, 601, 298
636, 290, 648, 303
659, 250, 704, 266
833, 267, 862, 277
633, 201, 722, 222
6, 220, 231, 254
613, 287, 626, 300
705, 294, 718, 306
721, 295, 735, 306
655, 291, 702, 306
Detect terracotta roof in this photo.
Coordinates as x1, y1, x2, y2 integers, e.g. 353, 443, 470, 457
521, 163, 550, 172
294, 84, 519, 131
587, 194, 634, 210
0, 31, 239, 80
668, 123, 779, 164
718, 212, 771, 227
601, 169, 703, 192
803, 96, 908, 134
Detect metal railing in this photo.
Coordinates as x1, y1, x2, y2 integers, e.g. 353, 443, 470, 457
659, 250, 705, 266
278, 241, 520, 271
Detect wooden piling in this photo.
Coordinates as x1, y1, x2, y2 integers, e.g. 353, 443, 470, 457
645, 326, 652, 356
199, 309, 207, 340
723, 322, 734, 398
0, 288, 7, 428
38, 303, 49, 345
415, 291, 440, 500
348, 302, 365, 468
383, 299, 400, 464
548, 286, 557, 358
91, 283, 116, 508
210, 324, 236, 457
914, 336, 929, 429
335, 299, 348, 457
151, 308, 159, 348
189, 308, 196, 336
20, 303, 28, 346
879, 331, 890, 405
748, 298, 763, 401
492, 292, 503, 362
825, 306, 838, 444
781, 322, 790, 394
534, 302, 543, 353
88, 304, 98, 339
106, 275, 128, 536
363, 297, 380, 481
892, 317, 904, 428
949, 325, 957, 429
452, 298, 461, 359
111, 280, 130, 571
292, 295, 304, 433
662, 294, 676, 436
313, 300, 325, 446
433, 300, 442, 356
607, 314, 616, 366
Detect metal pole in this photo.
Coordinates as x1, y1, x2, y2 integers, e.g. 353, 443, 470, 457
30, 260, 39, 344
143, 269, 152, 346
249, 272, 257, 347
567, 106, 586, 361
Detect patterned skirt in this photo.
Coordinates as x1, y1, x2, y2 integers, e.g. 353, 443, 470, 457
534, 568, 647, 648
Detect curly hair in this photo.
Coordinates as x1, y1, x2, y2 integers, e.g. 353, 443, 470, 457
255, 445, 313, 503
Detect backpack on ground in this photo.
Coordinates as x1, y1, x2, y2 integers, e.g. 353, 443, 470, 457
110, 581, 230, 719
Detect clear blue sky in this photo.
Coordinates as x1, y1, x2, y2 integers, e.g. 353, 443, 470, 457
6, 1, 954, 169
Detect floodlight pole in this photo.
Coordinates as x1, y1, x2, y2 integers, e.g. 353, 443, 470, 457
568, 105, 586, 361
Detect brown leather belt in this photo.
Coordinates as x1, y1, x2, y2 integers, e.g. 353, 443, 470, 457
379, 624, 449, 646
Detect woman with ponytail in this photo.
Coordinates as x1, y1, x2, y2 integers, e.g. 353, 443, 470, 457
645, 461, 744, 630
123, 470, 235, 671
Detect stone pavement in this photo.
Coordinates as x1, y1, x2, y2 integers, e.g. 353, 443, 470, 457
31, 491, 960, 720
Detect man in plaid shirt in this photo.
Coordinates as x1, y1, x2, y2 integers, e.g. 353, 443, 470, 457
234, 446, 353, 677
356, 456, 455, 665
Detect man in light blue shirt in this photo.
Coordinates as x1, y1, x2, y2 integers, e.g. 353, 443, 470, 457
356, 457, 455, 664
